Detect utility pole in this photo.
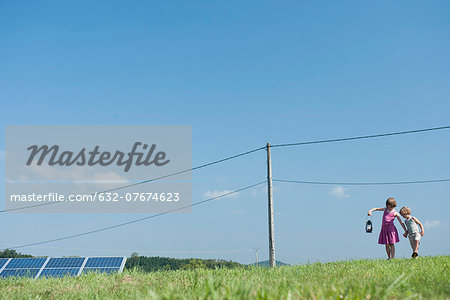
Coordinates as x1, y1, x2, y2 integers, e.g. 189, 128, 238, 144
253, 247, 260, 267
266, 142, 276, 268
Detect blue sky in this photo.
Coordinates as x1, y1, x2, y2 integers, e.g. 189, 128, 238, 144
1, 1, 449, 264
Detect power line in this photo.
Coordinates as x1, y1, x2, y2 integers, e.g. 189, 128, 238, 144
4, 181, 266, 250
270, 125, 450, 148
3, 125, 449, 213
0, 146, 265, 213
274, 178, 450, 186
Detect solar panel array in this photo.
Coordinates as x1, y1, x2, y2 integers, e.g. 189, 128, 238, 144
0, 257, 126, 279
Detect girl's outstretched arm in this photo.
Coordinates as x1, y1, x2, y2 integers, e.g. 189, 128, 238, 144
412, 216, 425, 236
368, 208, 384, 216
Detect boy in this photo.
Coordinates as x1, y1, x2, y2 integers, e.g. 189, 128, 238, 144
399, 206, 424, 258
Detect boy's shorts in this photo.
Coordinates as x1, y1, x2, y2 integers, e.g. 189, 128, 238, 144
408, 232, 421, 248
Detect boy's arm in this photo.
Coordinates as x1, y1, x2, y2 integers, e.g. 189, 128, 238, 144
412, 216, 425, 236
368, 208, 384, 216
396, 215, 407, 233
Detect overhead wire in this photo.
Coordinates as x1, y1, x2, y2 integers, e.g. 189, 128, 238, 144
0, 146, 265, 213
273, 178, 450, 186
270, 125, 450, 148
5, 181, 266, 250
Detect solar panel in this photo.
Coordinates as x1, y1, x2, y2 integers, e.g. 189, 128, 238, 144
0, 258, 46, 279
40, 268, 80, 278
82, 267, 120, 274
7, 258, 46, 268
0, 268, 40, 278
46, 257, 85, 268
82, 257, 125, 275
85, 257, 123, 268
0, 258, 9, 269
0, 257, 126, 279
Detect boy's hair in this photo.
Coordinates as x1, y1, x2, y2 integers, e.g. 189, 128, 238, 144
399, 206, 411, 216
386, 197, 397, 208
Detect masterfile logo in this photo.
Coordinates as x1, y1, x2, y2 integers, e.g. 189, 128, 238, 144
26, 142, 170, 172
5, 126, 192, 213
6, 126, 191, 181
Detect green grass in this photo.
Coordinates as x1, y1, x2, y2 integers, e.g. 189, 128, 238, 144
0, 256, 448, 299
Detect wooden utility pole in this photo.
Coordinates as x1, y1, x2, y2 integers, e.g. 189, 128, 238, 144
266, 142, 276, 268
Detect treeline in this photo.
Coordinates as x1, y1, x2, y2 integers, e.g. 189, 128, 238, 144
125, 253, 243, 272
0, 249, 33, 258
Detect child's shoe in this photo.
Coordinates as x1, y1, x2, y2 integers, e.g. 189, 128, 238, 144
412, 252, 418, 258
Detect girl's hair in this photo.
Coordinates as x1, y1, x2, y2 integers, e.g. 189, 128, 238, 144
399, 206, 411, 215
386, 197, 397, 208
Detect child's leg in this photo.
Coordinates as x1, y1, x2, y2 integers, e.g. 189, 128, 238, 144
385, 244, 391, 259
385, 244, 390, 258
412, 240, 419, 253
409, 234, 420, 256
390, 244, 395, 258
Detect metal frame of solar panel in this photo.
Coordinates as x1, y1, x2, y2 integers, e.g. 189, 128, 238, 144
0, 256, 126, 279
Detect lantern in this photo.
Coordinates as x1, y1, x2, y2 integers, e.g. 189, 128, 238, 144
365, 217, 373, 233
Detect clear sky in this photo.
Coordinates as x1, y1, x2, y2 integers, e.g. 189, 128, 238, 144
1, 1, 449, 264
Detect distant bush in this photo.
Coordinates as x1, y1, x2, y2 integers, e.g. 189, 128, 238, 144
125, 254, 242, 272
0, 249, 33, 258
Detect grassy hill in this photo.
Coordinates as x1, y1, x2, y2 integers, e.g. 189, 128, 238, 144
0, 256, 448, 299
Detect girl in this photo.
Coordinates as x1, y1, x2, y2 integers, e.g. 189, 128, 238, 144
368, 198, 407, 259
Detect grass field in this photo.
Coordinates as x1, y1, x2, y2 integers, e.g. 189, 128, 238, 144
0, 256, 448, 299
